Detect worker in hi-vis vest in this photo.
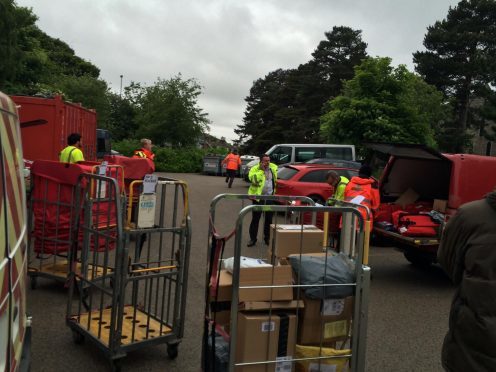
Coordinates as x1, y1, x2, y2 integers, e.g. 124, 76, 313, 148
59, 133, 84, 163
133, 138, 155, 161
222, 148, 241, 188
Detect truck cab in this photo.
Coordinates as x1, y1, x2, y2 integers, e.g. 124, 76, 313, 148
0, 92, 31, 371
369, 143, 496, 266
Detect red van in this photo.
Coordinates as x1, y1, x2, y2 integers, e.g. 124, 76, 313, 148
369, 143, 496, 266
0, 92, 31, 371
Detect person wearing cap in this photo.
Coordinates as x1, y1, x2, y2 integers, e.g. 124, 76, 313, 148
133, 138, 155, 161
59, 133, 84, 163
343, 164, 380, 224
222, 148, 241, 188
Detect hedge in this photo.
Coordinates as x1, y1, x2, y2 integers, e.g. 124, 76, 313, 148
112, 140, 229, 173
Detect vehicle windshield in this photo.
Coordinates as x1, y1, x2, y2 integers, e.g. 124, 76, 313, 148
277, 166, 299, 180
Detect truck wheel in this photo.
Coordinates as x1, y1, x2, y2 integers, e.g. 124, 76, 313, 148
403, 252, 433, 267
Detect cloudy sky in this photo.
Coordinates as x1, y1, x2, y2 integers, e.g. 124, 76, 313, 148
16, 0, 459, 142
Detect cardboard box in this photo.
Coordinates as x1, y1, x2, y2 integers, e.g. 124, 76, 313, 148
236, 311, 296, 372
213, 267, 294, 303
433, 199, 447, 213
269, 224, 324, 258
297, 294, 354, 345
395, 188, 419, 208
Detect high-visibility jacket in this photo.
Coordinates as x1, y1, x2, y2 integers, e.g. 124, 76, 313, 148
133, 148, 155, 161
344, 176, 380, 223
222, 153, 241, 170
333, 176, 349, 201
59, 145, 84, 163
248, 162, 278, 196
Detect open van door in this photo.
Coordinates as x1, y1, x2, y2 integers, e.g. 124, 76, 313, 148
364, 143, 452, 266
0, 92, 30, 372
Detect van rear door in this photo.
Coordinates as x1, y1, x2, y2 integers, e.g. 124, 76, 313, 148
365, 143, 451, 202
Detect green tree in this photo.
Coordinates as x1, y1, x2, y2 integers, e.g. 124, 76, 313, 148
237, 27, 368, 153
0, 0, 19, 88
134, 76, 210, 146
414, 0, 496, 152
320, 57, 446, 157
106, 92, 139, 140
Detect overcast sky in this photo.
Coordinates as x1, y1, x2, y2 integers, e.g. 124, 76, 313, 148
16, 0, 459, 142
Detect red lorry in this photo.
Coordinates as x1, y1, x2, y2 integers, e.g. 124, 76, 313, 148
11, 95, 100, 162
369, 143, 496, 266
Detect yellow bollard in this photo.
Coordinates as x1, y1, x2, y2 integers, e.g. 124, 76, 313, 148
363, 219, 371, 265
323, 212, 329, 249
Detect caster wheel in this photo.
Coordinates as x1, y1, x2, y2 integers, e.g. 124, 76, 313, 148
30, 276, 37, 290
167, 343, 179, 359
72, 330, 85, 345
111, 359, 122, 372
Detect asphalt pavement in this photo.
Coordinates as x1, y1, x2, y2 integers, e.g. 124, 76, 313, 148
27, 172, 454, 371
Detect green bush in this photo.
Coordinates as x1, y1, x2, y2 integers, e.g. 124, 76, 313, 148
111, 141, 230, 173
112, 139, 141, 157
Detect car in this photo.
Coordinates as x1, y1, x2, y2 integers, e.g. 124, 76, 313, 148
276, 164, 360, 204
305, 158, 362, 169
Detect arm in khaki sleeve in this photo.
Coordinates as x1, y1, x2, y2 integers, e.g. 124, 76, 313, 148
437, 210, 469, 284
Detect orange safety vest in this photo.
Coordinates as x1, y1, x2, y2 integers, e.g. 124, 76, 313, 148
133, 148, 155, 161
222, 153, 241, 170
344, 177, 380, 224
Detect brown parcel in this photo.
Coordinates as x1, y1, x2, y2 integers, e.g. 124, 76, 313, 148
213, 267, 293, 303
269, 224, 324, 258
236, 311, 296, 372
433, 199, 447, 213
298, 294, 354, 345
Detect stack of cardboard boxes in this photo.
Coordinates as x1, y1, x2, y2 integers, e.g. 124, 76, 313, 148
208, 223, 353, 371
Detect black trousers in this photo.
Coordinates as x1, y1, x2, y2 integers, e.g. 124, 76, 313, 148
225, 169, 236, 187
249, 200, 275, 242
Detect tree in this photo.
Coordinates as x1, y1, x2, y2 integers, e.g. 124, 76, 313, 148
106, 92, 139, 141
237, 27, 368, 153
320, 57, 447, 157
414, 0, 496, 152
55, 75, 110, 127
0, 0, 19, 88
133, 76, 210, 147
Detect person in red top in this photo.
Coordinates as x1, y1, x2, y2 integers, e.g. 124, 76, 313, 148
133, 138, 155, 161
344, 164, 380, 225
222, 148, 241, 188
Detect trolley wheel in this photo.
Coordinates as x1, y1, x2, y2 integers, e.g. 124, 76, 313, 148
72, 330, 85, 345
30, 276, 37, 290
111, 359, 122, 372
167, 343, 179, 359
403, 252, 433, 267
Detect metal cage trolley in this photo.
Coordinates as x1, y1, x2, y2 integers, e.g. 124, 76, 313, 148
66, 174, 191, 371
204, 196, 371, 372
27, 160, 124, 289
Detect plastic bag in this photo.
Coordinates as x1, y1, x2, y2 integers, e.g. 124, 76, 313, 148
222, 256, 271, 273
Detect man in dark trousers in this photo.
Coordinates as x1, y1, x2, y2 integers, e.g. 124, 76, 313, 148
222, 148, 241, 188
437, 189, 496, 372
246, 154, 278, 246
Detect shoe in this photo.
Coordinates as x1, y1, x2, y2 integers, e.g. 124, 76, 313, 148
247, 239, 257, 247
225, 178, 228, 183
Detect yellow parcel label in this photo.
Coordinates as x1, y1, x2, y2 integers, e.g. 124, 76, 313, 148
324, 320, 348, 339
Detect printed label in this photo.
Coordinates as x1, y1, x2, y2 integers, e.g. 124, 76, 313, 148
322, 299, 345, 316
98, 161, 108, 175
308, 363, 337, 372
275, 356, 293, 372
261, 321, 275, 332
143, 174, 158, 194
324, 320, 348, 339
97, 180, 107, 199
137, 194, 156, 228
